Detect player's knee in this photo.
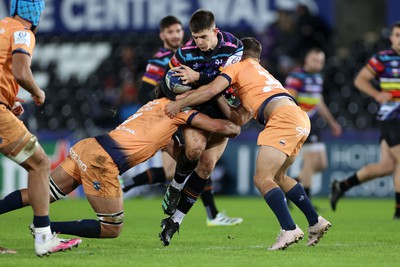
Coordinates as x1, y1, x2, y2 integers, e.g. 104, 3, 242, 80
253, 174, 264, 189
197, 159, 216, 178
185, 148, 202, 161
101, 224, 123, 238
379, 160, 396, 174
97, 210, 124, 238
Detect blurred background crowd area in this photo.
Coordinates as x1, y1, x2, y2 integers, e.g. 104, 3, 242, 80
0, 0, 396, 138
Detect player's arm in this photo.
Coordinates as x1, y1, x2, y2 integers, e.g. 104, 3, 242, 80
165, 75, 229, 117
12, 53, 45, 106
137, 81, 157, 104
190, 112, 241, 138
284, 74, 300, 98
317, 98, 342, 137
354, 66, 391, 104
215, 96, 252, 126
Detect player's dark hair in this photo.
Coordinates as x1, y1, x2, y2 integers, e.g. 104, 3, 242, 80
241, 37, 262, 60
301, 47, 324, 64
159, 15, 182, 31
189, 9, 215, 33
390, 21, 400, 34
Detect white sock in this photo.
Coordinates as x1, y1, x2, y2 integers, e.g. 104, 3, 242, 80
34, 226, 52, 244
171, 210, 185, 225
170, 180, 184, 191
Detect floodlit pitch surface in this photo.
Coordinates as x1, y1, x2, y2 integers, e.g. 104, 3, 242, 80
1, 196, 399, 266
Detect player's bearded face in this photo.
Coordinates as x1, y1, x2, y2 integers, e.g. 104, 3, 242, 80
192, 28, 218, 51
162, 24, 184, 50
305, 52, 325, 73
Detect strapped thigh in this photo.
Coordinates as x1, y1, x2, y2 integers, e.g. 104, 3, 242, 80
97, 210, 124, 226
7, 134, 39, 164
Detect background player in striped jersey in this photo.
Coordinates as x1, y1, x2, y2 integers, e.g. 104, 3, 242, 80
331, 22, 400, 219
162, 37, 331, 250
0, 0, 81, 256
285, 47, 342, 205
122, 15, 241, 226
0, 97, 240, 239
158, 10, 244, 232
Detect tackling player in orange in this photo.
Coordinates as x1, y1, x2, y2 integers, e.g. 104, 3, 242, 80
0, 97, 240, 240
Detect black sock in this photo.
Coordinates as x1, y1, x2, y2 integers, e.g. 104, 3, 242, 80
201, 179, 219, 219
340, 173, 360, 192
395, 192, 400, 217
176, 171, 207, 214
123, 167, 166, 192
0, 190, 23, 215
33, 215, 51, 228
51, 219, 101, 238
174, 152, 198, 184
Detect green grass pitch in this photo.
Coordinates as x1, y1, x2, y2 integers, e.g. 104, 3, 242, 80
1, 196, 400, 266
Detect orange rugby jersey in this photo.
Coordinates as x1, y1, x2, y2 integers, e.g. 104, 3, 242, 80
0, 17, 35, 108
107, 98, 196, 170
221, 58, 294, 124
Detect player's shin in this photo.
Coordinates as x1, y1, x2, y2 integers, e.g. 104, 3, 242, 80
0, 190, 24, 214
172, 171, 208, 224
51, 220, 101, 238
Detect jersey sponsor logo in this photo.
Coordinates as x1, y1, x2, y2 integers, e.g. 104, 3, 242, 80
231, 56, 240, 64
171, 55, 180, 67
296, 126, 310, 137
69, 147, 87, 172
14, 31, 31, 47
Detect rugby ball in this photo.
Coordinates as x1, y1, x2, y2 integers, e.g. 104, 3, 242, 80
165, 69, 192, 94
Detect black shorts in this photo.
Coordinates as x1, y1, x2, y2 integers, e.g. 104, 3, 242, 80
379, 120, 400, 147
173, 127, 185, 147
304, 118, 322, 144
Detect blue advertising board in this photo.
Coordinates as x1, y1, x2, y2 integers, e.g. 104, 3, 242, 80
0, 0, 334, 34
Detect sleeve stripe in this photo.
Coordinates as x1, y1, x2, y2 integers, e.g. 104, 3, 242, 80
220, 73, 232, 84
12, 49, 31, 56
187, 111, 199, 126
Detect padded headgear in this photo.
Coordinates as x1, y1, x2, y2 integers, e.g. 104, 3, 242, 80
10, 0, 45, 27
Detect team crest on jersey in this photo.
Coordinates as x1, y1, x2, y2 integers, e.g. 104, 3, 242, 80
93, 181, 101, 191
14, 31, 31, 47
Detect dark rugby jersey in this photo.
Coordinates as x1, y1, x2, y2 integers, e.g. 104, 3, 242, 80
142, 47, 174, 86
367, 49, 400, 121
160, 30, 243, 117
138, 47, 174, 104
169, 30, 243, 88
285, 67, 323, 119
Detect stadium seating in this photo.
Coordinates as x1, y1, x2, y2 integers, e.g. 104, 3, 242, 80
28, 30, 391, 134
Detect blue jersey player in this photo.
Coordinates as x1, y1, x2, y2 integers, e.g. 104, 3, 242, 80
159, 10, 244, 246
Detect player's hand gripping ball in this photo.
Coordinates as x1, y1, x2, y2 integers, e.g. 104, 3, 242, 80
165, 69, 192, 94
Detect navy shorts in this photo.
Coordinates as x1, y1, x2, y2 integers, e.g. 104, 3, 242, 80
379, 120, 400, 147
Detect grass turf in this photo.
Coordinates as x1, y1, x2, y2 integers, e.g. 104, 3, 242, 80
1, 196, 400, 266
